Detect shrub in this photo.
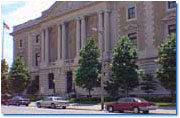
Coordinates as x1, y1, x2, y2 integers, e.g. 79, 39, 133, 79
142, 96, 176, 103
69, 96, 118, 104
27, 95, 43, 102
69, 97, 100, 104
104, 97, 117, 102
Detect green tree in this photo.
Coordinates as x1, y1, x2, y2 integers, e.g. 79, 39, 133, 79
27, 78, 39, 95
1, 59, 9, 94
105, 36, 139, 97
156, 33, 176, 96
140, 73, 158, 97
9, 57, 30, 94
75, 37, 100, 97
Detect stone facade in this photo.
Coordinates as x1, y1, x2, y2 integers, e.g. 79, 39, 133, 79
11, 1, 176, 96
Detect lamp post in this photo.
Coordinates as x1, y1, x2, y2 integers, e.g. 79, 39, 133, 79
92, 27, 104, 110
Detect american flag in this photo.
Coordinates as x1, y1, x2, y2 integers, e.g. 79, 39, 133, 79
3, 21, 10, 30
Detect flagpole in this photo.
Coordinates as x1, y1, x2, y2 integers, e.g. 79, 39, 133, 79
2, 20, 5, 60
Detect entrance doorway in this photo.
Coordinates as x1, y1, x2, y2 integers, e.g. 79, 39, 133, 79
48, 73, 55, 94
66, 71, 73, 93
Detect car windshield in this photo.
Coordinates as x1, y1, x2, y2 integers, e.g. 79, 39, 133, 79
18, 96, 28, 100
134, 98, 147, 102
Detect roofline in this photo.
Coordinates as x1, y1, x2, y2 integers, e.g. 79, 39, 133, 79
10, 1, 102, 36
10, 2, 57, 36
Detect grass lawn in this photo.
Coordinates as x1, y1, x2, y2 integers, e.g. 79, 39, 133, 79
156, 102, 176, 107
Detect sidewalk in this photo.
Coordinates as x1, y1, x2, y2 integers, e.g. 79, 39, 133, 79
67, 103, 101, 111
29, 102, 101, 111
29, 102, 176, 114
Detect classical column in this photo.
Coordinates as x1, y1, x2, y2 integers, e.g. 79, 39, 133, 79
57, 24, 61, 63
76, 17, 81, 57
81, 16, 86, 48
143, 1, 156, 58
104, 11, 110, 56
41, 30, 45, 64
62, 22, 66, 61
98, 11, 104, 55
45, 27, 49, 65
27, 33, 32, 70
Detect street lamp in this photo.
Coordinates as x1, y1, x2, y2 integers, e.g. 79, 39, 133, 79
92, 27, 104, 110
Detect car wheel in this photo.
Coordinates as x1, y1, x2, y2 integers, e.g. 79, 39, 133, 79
62, 106, 66, 109
51, 103, 56, 109
133, 107, 140, 114
107, 106, 114, 112
26, 104, 29, 107
37, 103, 41, 108
143, 110, 149, 114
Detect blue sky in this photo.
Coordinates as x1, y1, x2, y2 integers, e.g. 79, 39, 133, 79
1, 1, 55, 67
1, 2, 27, 15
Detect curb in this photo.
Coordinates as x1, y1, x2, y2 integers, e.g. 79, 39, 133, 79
66, 107, 101, 111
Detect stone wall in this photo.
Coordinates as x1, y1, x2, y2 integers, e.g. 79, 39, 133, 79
86, 14, 98, 44
66, 20, 76, 60
49, 26, 58, 62
11, 1, 176, 96
14, 33, 29, 66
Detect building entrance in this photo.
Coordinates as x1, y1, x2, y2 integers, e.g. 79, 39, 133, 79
66, 71, 73, 93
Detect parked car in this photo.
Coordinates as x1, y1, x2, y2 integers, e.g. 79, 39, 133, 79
7, 96, 30, 106
36, 96, 69, 109
105, 97, 157, 114
1, 94, 9, 105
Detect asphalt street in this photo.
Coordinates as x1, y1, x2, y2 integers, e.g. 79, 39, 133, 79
1, 105, 176, 115
1, 105, 116, 114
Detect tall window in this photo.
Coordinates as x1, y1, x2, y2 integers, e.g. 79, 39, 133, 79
20, 40, 23, 48
168, 1, 176, 9
67, 71, 73, 93
35, 34, 40, 44
35, 53, 40, 66
128, 6, 135, 19
128, 32, 137, 46
48, 73, 55, 89
168, 24, 176, 34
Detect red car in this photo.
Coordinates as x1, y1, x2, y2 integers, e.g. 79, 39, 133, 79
105, 97, 157, 114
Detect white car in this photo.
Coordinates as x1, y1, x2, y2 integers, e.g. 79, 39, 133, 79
36, 96, 69, 109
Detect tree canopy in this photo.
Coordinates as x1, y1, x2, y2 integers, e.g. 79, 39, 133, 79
1, 59, 9, 94
156, 33, 176, 95
105, 36, 139, 97
9, 57, 30, 94
75, 37, 100, 97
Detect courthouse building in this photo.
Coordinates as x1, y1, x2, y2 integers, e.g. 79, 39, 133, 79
11, 1, 176, 96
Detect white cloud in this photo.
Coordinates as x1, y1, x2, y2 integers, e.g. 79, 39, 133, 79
1, 1, 55, 66
3, 1, 55, 26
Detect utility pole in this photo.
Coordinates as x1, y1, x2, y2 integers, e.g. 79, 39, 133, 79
92, 27, 104, 110
2, 22, 4, 60
2, 20, 10, 60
